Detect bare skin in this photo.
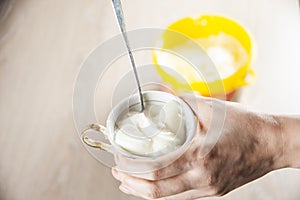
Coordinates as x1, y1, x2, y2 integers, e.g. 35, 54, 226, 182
112, 94, 300, 200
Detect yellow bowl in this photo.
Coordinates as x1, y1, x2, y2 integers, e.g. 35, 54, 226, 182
152, 14, 255, 99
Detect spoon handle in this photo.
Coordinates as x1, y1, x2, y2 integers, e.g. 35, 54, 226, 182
112, 0, 144, 112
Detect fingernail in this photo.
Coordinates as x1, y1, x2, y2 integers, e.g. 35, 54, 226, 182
119, 185, 131, 194
112, 168, 119, 179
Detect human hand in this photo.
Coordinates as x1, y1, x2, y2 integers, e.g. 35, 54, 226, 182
112, 94, 284, 200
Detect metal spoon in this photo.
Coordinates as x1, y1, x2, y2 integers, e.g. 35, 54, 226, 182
112, 0, 144, 112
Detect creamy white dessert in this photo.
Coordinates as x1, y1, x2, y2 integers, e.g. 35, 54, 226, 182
154, 32, 248, 83
114, 100, 186, 157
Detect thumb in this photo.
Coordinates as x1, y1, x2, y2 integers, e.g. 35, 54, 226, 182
179, 93, 214, 128
179, 93, 227, 158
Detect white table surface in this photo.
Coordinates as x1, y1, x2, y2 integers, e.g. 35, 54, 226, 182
0, 0, 299, 200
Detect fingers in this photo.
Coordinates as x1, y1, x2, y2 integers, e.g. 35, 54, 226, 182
112, 168, 216, 200
126, 155, 190, 181
159, 188, 215, 200
125, 165, 185, 181
112, 168, 192, 199
114, 146, 194, 180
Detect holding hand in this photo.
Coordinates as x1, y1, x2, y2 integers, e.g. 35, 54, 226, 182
112, 94, 298, 200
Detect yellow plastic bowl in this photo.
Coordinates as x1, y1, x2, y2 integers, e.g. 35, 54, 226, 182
152, 14, 255, 99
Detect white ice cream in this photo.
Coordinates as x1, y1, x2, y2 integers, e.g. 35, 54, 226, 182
154, 32, 248, 83
114, 100, 186, 157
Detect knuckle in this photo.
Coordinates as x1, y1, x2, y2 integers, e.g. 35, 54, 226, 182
148, 183, 162, 199
151, 170, 161, 180
205, 174, 214, 187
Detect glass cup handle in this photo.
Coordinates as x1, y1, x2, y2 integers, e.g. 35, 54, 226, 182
81, 123, 112, 153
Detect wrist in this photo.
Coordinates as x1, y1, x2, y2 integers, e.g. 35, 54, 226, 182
255, 113, 286, 170
273, 115, 300, 168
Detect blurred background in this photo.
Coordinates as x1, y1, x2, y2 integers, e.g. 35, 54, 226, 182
0, 0, 300, 199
